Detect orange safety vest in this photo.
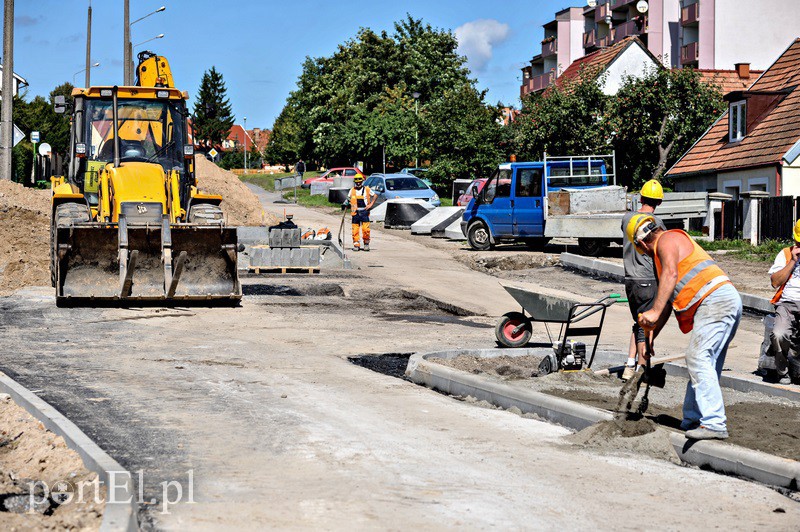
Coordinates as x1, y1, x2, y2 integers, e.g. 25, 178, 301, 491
771, 247, 793, 304
653, 229, 732, 334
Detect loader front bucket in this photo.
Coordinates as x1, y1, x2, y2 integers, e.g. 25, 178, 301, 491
169, 226, 241, 300
55, 221, 241, 304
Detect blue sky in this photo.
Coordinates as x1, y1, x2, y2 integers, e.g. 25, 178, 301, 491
10, 0, 569, 129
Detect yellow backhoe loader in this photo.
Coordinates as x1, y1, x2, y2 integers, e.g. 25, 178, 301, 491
50, 51, 241, 304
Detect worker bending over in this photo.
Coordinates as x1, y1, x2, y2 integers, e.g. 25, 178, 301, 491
768, 220, 800, 385
630, 215, 741, 440
349, 175, 376, 251
620, 180, 666, 381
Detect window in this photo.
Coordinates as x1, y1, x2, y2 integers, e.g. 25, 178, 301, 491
344, 169, 357, 176
516, 168, 542, 197
729, 100, 746, 141
485, 169, 512, 202
385, 177, 428, 191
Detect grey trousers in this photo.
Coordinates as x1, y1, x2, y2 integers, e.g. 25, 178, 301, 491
771, 300, 800, 378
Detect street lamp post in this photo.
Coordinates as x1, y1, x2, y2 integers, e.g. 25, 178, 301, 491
243, 117, 248, 175
133, 34, 164, 50
412, 91, 421, 168
74, 62, 100, 85
126, 4, 166, 83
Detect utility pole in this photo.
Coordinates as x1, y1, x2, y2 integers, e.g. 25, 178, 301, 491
1, 0, 14, 181
85, 1, 92, 87
123, 0, 130, 85
243, 117, 248, 175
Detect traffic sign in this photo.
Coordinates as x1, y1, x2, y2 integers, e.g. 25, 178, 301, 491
31, 131, 40, 143
38, 142, 52, 156
0, 124, 27, 147
208, 148, 219, 159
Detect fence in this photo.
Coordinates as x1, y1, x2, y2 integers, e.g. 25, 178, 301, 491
714, 195, 796, 243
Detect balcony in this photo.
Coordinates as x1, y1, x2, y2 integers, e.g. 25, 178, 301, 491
542, 38, 557, 57
521, 71, 555, 97
681, 41, 699, 64
613, 16, 646, 43
595, 3, 610, 22
610, 0, 635, 9
583, 29, 597, 49
681, 2, 699, 26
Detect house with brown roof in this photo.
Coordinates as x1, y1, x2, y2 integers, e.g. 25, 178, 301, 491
554, 36, 660, 95
694, 64, 763, 95
667, 39, 800, 198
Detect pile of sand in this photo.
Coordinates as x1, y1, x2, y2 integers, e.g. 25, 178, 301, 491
0, 180, 51, 296
0, 394, 104, 527
194, 156, 278, 226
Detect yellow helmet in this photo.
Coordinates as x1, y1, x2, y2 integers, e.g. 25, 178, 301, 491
640, 180, 664, 200
793, 220, 800, 242
625, 213, 658, 253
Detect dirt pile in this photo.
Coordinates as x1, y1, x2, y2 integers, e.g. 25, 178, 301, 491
435, 354, 545, 379
567, 418, 679, 463
194, 157, 279, 226
0, 393, 104, 528
0, 181, 51, 296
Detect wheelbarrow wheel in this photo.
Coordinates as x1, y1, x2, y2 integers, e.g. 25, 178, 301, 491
495, 312, 532, 348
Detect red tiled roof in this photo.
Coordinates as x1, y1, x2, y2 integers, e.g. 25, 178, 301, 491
555, 36, 653, 89
694, 69, 763, 95
668, 39, 800, 178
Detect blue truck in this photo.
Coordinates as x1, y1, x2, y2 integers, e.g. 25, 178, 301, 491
461, 154, 626, 255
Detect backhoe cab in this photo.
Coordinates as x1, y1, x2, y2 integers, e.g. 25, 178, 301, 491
50, 52, 241, 304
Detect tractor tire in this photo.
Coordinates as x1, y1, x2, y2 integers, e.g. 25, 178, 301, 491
495, 311, 532, 348
577, 238, 607, 257
50, 202, 91, 287
467, 220, 493, 251
188, 203, 225, 225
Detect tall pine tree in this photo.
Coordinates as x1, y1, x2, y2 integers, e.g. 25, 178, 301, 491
192, 67, 234, 146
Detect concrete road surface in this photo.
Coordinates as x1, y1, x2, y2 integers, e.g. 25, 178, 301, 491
0, 186, 794, 530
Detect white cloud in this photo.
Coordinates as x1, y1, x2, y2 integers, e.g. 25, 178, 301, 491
455, 19, 511, 74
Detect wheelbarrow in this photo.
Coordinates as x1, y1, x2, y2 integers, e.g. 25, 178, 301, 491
495, 281, 625, 375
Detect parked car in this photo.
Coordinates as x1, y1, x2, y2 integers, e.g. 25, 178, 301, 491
456, 178, 487, 206
400, 167, 431, 186
364, 173, 441, 207
301, 167, 364, 188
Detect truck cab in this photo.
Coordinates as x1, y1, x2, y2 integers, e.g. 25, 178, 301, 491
461, 155, 612, 251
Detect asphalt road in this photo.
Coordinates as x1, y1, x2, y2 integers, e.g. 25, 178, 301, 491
0, 187, 796, 530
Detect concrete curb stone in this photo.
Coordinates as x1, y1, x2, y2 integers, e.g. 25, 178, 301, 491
405, 349, 800, 490
0, 371, 139, 531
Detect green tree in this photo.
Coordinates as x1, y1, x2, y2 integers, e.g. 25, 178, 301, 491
512, 67, 610, 162
192, 67, 234, 146
610, 67, 725, 187
267, 15, 503, 185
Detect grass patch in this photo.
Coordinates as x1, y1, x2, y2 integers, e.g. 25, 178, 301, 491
240, 171, 323, 191
439, 197, 453, 207
698, 238, 789, 262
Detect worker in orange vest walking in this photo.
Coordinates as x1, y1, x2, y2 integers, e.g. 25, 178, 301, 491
628, 214, 742, 440
768, 220, 800, 385
349, 175, 376, 251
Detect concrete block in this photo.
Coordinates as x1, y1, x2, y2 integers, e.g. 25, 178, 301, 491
559, 252, 624, 281
444, 218, 466, 240
548, 186, 626, 215
411, 207, 464, 235
333, 176, 355, 189
310, 181, 332, 196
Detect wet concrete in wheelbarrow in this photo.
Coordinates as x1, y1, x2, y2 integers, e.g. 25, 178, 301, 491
432, 354, 800, 461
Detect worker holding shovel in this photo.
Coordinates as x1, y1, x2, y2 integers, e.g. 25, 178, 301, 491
628, 214, 742, 440
349, 175, 376, 251
620, 180, 666, 381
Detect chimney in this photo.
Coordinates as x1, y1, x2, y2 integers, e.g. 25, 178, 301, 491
735, 63, 751, 79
